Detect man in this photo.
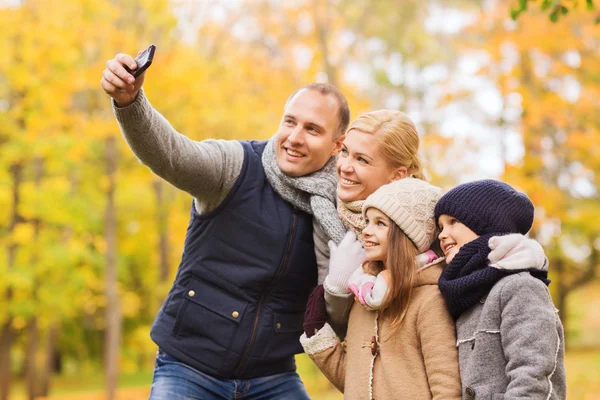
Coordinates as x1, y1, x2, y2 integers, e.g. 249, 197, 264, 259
101, 53, 349, 399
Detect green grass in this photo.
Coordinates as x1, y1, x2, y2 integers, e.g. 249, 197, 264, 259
564, 348, 600, 400
10, 349, 599, 399
11, 371, 154, 400
297, 353, 343, 400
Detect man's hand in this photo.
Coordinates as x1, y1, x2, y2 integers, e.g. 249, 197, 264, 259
100, 53, 146, 107
324, 231, 366, 295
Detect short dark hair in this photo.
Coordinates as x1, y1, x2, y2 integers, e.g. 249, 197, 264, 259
285, 83, 350, 138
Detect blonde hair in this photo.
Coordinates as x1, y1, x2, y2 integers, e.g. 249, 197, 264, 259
346, 110, 424, 179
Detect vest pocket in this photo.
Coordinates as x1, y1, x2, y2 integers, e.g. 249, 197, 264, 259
273, 310, 304, 333
260, 310, 304, 359
172, 276, 249, 369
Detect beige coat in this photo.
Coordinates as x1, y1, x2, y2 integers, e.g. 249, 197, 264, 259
301, 261, 461, 400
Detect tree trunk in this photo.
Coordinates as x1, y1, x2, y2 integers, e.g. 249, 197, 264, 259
25, 318, 39, 400
104, 136, 120, 400
554, 258, 568, 348
0, 163, 23, 400
26, 157, 44, 399
38, 167, 76, 397
313, 0, 337, 86
38, 322, 60, 397
153, 180, 170, 283
0, 324, 15, 400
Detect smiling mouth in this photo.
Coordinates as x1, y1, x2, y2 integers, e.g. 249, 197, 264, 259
340, 177, 359, 185
443, 243, 456, 255
285, 148, 305, 157
364, 241, 378, 248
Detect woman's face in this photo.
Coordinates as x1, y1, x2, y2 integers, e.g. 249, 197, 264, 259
337, 130, 406, 202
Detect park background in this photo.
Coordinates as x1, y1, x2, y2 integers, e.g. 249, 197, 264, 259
1, 0, 599, 399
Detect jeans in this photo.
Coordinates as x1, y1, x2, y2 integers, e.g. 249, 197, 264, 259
149, 349, 311, 400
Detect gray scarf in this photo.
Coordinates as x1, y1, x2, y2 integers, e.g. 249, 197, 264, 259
262, 136, 347, 244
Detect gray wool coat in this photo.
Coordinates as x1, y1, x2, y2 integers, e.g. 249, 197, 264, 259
455, 272, 566, 400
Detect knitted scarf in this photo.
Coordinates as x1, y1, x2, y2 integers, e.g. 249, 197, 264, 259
262, 136, 347, 244
438, 234, 550, 319
337, 199, 366, 242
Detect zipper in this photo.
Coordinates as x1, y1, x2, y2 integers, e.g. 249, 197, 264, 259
234, 210, 298, 376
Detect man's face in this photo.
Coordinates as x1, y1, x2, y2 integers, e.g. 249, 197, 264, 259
275, 89, 344, 177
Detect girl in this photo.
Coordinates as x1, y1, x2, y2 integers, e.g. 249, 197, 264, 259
435, 179, 566, 399
301, 178, 461, 399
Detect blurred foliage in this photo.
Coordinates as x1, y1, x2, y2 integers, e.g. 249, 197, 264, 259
510, 0, 599, 23
452, 1, 600, 341
0, 0, 599, 398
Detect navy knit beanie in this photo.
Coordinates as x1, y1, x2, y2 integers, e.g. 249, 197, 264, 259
434, 179, 534, 236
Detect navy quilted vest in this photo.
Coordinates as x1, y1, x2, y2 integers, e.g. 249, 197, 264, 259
150, 140, 318, 379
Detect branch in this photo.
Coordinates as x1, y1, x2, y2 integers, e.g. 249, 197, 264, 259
566, 239, 598, 290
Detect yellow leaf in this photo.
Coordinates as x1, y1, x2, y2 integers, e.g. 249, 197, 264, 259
12, 223, 35, 245
121, 292, 141, 318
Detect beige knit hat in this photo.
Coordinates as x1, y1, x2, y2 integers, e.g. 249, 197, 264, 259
362, 178, 442, 253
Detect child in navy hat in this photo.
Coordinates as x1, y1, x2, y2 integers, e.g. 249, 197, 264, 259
435, 179, 566, 399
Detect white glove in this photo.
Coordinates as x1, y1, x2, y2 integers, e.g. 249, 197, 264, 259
324, 231, 366, 294
488, 234, 548, 271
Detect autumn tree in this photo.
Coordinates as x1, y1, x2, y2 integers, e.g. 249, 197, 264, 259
453, 2, 600, 344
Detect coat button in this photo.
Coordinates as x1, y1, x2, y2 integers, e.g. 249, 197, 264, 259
232, 311, 239, 319
188, 290, 195, 297
465, 387, 476, 398
276, 322, 281, 329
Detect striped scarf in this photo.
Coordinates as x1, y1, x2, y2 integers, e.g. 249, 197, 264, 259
337, 199, 366, 242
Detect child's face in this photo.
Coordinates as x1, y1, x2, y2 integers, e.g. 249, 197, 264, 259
437, 214, 479, 263
362, 208, 390, 263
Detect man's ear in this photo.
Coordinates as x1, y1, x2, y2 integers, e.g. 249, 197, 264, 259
330, 134, 346, 156
390, 167, 408, 182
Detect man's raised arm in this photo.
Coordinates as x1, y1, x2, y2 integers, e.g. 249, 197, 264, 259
101, 52, 243, 212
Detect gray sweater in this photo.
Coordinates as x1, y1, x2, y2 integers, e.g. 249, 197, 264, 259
112, 90, 350, 323
456, 271, 566, 399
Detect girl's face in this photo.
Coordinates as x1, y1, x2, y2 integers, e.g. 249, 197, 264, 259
362, 208, 390, 263
336, 130, 406, 202
437, 214, 479, 263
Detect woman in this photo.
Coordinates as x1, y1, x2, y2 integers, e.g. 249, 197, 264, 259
337, 109, 424, 241
320, 110, 422, 332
